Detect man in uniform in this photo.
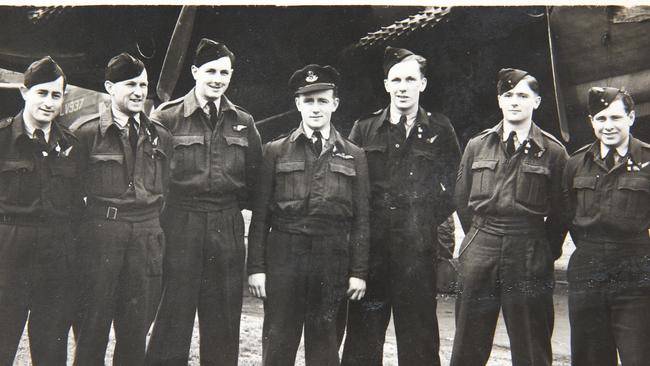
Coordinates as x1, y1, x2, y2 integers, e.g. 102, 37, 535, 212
145, 38, 262, 366
248, 64, 369, 366
340, 47, 461, 366
0, 57, 78, 365
451, 68, 568, 366
73, 52, 173, 365
563, 87, 650, 366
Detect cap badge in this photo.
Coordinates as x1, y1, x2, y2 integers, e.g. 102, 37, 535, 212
305, 71, 318, 83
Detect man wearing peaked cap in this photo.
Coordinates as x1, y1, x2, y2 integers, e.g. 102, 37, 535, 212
339, 47, 461, 366
247, 64, 369, 366
563, 87, 650, 365
72, 52, 174, 365
145, 38, 262, 366
0, 56, 79, 366
451, 68, 568, 366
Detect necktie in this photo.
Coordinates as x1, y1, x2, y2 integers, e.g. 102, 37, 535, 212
128, 117, 138, 152
208, 102, 218, 129
33, 128, 48, 153
399, 115, 407, 140
604, 149, 615, 170
312, 130, 323, 156
506, 131, 517, 156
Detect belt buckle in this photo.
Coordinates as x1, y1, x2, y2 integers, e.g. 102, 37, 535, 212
106, 206, 118, 220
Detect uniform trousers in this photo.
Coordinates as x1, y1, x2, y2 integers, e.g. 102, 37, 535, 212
568, 241, 650, 366
450, 223, 554, 366
262, 230, 349, 366
145, 206, 245, 366
341, 206, 440, 366
0, 222, 74, 366
74, 217, 164, 366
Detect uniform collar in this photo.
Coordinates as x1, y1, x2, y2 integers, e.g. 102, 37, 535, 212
587, 135, 642, 162
483, 120, 545, 151
110, 105, 140, 129
21, 111, 52, 142
389, 107, 417, 126
299, 122, 331, 141
290, 122, 347, 153
599, 137, 630, 159
100, 103, 149, 137
11, 111, 71, 151
183, 88, 236, 118
502, 120, 531, 144
379, 106, 431, 130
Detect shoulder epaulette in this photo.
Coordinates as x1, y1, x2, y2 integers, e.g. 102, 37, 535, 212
0, 116, 13, 129
472, 128, 493, 140
570, 143, 592, 156
541, 130, 565, 147
234, 105, 252, 116
157, 96, 183, 111
270, 129, 295, 142
638, 139, 650, 149
69, 112, 100, 132
150, 118, 170, 132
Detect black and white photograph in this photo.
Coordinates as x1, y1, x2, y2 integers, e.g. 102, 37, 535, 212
0, 4, 649, 365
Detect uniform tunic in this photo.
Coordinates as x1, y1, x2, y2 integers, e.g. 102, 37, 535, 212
72, 106, 173, 366
452, 121, 568, 366
145, 90, 262, 366
563, 137, 650, 366
0, 112, 79, 366
248, 124, 369, 366
340, 106, 461, 366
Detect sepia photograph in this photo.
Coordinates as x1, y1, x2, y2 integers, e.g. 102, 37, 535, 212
0, 4, 648, 365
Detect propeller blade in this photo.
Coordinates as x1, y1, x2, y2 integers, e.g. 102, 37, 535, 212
546, 6, 570, 142
156, 5, 197, 102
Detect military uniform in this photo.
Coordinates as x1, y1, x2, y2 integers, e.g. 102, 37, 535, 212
0, 112, 79, 365
71, 101, 172, 365
340, 106, 461, 366
452, 119, 567, 366
144, 90, 262, 365
562, 87, 650, 366
248, 119, 369, 365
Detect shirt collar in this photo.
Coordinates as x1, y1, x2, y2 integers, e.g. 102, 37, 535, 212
21, 111, 52, 143
110, 105, 140, 129
194, 88, 220, 116
483, 120, 545, 150
502, 120, 532, 144
379, 106, 431, 130
300, 122, 331, 141
599, 137, 630, 159
184, 88, 236, 118
389, 107, 417, 127
290, 122, 346, 153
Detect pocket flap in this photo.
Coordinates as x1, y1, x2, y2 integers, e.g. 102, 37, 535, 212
363, 145, 386, 153
521, 163, 550, 175
471, 159, 498, 170
152, 147, 168, 160
573, 176, 597, 190
617, 177, 649, 192
1, 160, 34, 172
172, 135, 204, 147
90, 154, 123, 164
413, 147, 435, 160
50, 159, 76, 177
276, 161, 305, 173
329, 161, 356, 176
224, 135, 249, 147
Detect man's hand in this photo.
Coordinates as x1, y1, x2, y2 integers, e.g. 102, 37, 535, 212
248, 273, 267, 299
347, 277, 366, 301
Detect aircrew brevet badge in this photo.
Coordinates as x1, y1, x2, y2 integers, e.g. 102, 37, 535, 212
305, 70, 318, 83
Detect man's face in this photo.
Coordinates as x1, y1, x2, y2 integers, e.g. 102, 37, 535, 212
20, 77, 65, 126
590, 99, 634, 148
105, 69, 148, 115
497, 80, 541, 124
295, 89, 339, 130
192, 57, 232, 101
384, 60, 426, 113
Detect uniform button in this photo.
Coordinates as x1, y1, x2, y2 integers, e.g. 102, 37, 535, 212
395, 143, 400, 148
409, 172, 413, 176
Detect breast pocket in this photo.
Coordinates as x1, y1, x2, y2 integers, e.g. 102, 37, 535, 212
572, 176, 598, 218
470, 159, 498, 201
171, 135, 205, 180
88, 154, 125, 196
516, 163, 551, 208
614, 177, 649, 219
144, 148, 168, 194
223, 134, 248, 178
48, 157, 77, 208
0, 160, 34, 201
328, 160, 356, 206
274, 161, 306, 202
363, 144, 387, 182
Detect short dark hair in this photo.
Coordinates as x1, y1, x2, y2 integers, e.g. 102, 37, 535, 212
392, 54, 427, 78
614, 91, 635, 114
498, 74, 540, 96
